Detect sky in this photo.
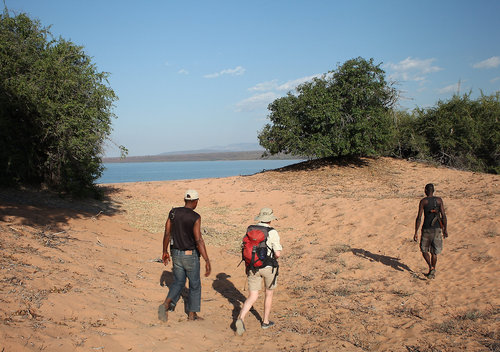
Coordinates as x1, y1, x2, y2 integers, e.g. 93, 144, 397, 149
10, 0, 500, 157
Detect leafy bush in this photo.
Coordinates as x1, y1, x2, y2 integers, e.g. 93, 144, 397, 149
391, 110, 430, 161
0, 10, 125, 195
394, 92, 499, 174
258, 57, 398, 158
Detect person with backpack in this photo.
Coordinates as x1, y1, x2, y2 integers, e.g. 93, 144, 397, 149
414, 183, 448, 279
158, 189, 211, 322
236, 207, 282, 336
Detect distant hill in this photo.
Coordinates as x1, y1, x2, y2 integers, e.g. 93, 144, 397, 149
101, 143, 297, 163
103, 150, 300, 163
158, 143, 264, 155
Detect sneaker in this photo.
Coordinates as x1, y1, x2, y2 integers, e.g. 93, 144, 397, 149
157, 304, 168, 322
261, 321, 275, 329
167, 302, 176, 312
235, 318, 246, 336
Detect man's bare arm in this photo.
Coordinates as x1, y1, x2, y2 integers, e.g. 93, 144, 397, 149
162, 218, 171, 265
439, 198, 448, 238
414, 199, 424, 241
193, 218, 211, 277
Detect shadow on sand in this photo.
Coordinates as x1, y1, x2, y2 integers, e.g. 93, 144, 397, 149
273, 156, 370, 172
351, 248, 414, 273
0, 185, 124, 232
212, 272, 262, 330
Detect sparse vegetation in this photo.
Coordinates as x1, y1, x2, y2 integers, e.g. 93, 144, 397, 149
456, 309, 483, 321
391, 288, 413, 297
471, 253, 493, 262
432, 307, 500, 350
332, 286, 352, 297
485, 231, 499, 238
321, 243, 351, 263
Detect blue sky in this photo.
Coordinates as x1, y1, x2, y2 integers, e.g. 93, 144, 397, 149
11, 0, 500, 157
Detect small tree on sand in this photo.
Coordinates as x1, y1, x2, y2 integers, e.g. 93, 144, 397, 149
258, 57, 398, 159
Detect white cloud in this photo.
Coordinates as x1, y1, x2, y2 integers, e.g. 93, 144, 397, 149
491, 76, 500, 83
178, 69, 189, 75
437, 82, 461, 94
204, 66, 246, 79
473, 56, 500, 69
238, 74, 323, 113
249, 80, 279, 92
277, 74, 322, 91
249, 74, 322, 93
235, 92, 279, 112
385, 57, 442, 82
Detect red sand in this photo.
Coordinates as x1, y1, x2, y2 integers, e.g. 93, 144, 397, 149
1, 157, 499, 351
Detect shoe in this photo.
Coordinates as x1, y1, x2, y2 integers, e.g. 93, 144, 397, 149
236, 318, 246, 336
167, 302, 176, 312
261, 321, 275, 329
158, 304, 168, 322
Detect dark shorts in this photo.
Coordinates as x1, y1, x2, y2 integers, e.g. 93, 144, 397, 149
420, 228, 443, 255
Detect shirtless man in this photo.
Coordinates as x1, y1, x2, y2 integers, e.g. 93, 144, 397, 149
414, 183, 448, 279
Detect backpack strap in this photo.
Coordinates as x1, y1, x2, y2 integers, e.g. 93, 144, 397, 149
430, 197, 443, 228
267, 257, 279, 288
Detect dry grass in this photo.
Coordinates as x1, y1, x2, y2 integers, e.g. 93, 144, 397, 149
433, 307, 500, 350
115, 197, 245, 251
320, 243, 351, 263
471, 253, 493, 263
485, 231, 499, 238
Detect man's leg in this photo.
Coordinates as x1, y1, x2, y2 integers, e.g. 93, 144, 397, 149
262, 288, 274, 325
184, 252, 201, 320
420, 230, 434, 275
425, 253, 438, 278
159, 256, 186, 321
431, 253, 438, 269
422, 252, 432, 273
167, 258, 188, 304
429, 228, 442, 276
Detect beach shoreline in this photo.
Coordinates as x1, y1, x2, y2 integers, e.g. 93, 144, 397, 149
1, 157, 499, 351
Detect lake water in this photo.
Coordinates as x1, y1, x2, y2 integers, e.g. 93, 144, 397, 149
97, 159, 304, 184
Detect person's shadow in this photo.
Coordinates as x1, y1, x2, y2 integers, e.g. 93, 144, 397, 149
160, 271, 189, 314
351, 248, 414, 273
212, 272, 262, 330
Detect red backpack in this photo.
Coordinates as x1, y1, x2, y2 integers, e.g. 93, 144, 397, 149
240, 225, 279, 288
242, 225, 273, 269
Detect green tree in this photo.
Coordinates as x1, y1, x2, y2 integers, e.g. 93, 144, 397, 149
258, 57, 398, 158
0, 10, 125, 195
476, 92, 500, 174
415, 92, 499, 173
391, 110, 430, 160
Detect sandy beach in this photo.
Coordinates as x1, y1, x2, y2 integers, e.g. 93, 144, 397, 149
1, 157, 499, 352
